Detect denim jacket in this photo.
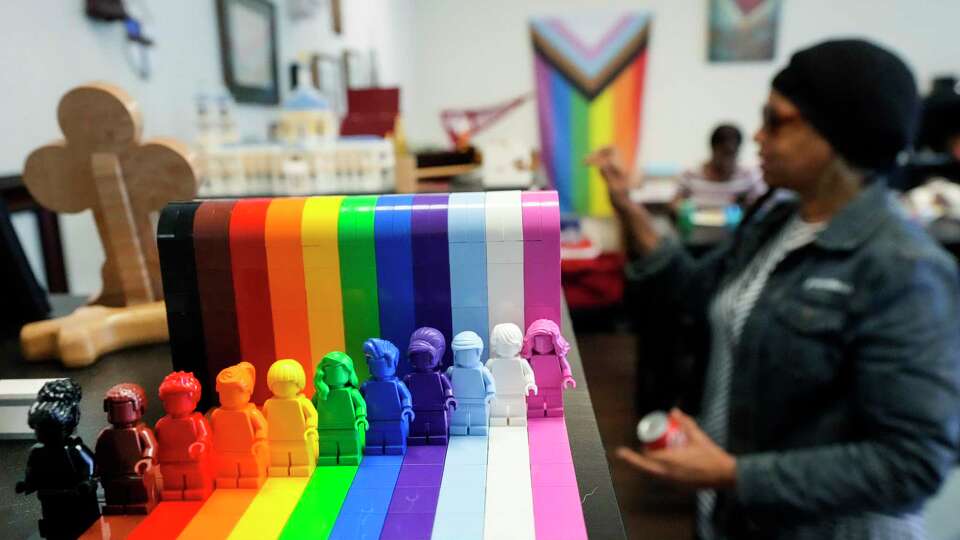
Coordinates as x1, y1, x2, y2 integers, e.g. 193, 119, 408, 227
626, 180, 960, 536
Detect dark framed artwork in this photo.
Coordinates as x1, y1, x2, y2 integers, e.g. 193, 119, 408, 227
216, 0, 280, 104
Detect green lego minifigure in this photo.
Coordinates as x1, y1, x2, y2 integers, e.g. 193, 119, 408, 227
312, 351, 369, 465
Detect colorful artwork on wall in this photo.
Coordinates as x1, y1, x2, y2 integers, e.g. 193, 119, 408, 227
531, 12, 651, 217
708, 0, 782, 62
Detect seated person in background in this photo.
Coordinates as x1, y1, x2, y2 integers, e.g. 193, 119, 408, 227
677, 123, 765, 208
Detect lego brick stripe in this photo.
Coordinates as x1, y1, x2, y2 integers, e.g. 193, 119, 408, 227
411, 194, 454, 369
339, 195, 381, 383
527, 417, 587, 540
157, 202, 212, 407
485, 191, 525, 332
302, 196, 347, 381
484, 427, 535, 539
194, 201, 243, 389
328, 455, 404, 540
380, 445, 447, 540
81, 516, 143, 539
521, 191, 562, 329
229, 199, 277, 403
126, 501, 203, 539
374, 195, 416, 378
433, 436, 490, 540
448, 193, 490, 363
176, 490, 258, 539
278, 465, 359, 539
264, 198, 315, 397
226, 477, 310, 539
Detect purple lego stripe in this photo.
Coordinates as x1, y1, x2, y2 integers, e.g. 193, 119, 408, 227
379, 446, 448, 540
411, 194, 454, 369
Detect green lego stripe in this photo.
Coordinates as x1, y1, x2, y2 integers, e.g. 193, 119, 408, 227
277, 465, 359, 540
338, 195, 381, 383
570, 91, 590, 215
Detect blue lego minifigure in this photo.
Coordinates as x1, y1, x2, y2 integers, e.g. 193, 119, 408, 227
361, 338, 415, 455
447, 331, 496, 436
403, 327, 457, 445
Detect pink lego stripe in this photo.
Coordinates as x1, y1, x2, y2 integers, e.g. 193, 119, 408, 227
527, 417, 587, 539
521, 191, 562, 330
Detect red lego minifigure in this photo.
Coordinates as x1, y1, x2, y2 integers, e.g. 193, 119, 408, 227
210, 361, 269, 488
95, 383, 161, 515
156, 371, 214, 500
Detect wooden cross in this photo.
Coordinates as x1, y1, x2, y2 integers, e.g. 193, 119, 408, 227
20, 83, 197, 367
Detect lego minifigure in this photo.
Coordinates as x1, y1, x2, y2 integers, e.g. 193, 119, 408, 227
487, 323, 538, 426
155, 371, 214, 500
312, 351, 368, 465
209, 361, 269, 488
16, 379, 100, 540
360, 338, 415, 455
521, 319, 574, 417
95, 383, 161, 514
447, 331, 496, 436
263, 359, 318, 476
403, 327, 456, 445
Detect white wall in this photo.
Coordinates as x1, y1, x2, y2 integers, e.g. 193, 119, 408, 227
0, 0, 414, 295
407, 0, 960, 169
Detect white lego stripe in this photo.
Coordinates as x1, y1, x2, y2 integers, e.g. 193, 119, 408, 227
484, 426, 536, 540
485, 191, 525, 333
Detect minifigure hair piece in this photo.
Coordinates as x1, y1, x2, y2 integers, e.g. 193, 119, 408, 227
364, 338, 399, 368
520, 319, 570, 359
314, 351, 360, 401
490, 323, 523, 358
159, 371, 202, 402
267, 359, 306, 394
216, 361, 256, 393
104, 383, 147, 414
451, 330, 484, 355
28, 379, 82, 432
407, 326, 446, 364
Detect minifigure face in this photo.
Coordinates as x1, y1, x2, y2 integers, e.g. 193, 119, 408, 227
454, 347, 482, 368
366, 352, 396, 379
271, 380, 300, 399
218, 386, 251, 410
324, 365, 350, 388
107, 399, 140, 427
533, 335, 554, 355
162, 392, 196, 417
410, 350, 437, 372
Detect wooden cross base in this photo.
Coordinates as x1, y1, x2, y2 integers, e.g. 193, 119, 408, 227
20, 302, 168, 368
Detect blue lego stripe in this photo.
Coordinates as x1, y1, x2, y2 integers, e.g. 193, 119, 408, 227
431, 436, 489, 540
328, 455, 403, 540
447, 193, 490, 363
374, 195, 417, 378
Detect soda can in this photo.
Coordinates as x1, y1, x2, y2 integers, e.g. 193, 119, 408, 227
637, 411, 686, 450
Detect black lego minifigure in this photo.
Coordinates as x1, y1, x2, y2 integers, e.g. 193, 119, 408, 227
16, 379, 101, 539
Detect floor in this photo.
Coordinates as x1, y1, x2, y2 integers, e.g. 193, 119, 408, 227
576, 330, 695, 540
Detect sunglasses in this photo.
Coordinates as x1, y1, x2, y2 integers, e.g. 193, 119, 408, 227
762, 106, 800, 134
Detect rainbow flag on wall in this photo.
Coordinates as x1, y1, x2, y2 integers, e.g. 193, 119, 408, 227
531, 12, 651, 216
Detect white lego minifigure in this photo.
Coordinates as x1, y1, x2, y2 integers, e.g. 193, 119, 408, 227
487, 323, 538, 426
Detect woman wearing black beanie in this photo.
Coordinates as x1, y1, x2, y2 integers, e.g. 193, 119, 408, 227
589, 39, 960, 539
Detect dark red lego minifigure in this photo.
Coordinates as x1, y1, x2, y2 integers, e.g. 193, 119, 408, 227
156, 371, 214, 500
16, 379, 101, 539
95, 383, 161, 514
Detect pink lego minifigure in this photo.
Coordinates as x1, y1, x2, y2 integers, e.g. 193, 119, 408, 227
521, 319, 574, 417
156, 371, 214, 500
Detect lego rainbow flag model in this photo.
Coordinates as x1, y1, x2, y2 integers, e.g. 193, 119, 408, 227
64, 192, 586, 539
531, 12, 651, 217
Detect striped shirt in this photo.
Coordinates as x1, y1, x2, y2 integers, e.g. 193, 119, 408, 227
679, 165, 766, 208
696, 214, 927, 540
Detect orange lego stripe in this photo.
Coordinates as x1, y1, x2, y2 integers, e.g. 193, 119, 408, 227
177, 490, 258, 540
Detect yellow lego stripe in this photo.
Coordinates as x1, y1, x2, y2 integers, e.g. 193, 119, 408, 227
302, 196, 346, 378
226, 478, 310, 540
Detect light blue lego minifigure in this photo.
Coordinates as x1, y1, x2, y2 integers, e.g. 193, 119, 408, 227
361, 338, 415, 455
447, 331, 496, 436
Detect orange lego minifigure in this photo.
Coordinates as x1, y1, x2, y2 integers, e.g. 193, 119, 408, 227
209, 362, 269, 488
155, 371, 214, 500
263, 359, 318, 476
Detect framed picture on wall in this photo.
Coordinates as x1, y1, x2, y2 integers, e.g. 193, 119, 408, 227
216, 0, 280, 104
310, 53, 346, 116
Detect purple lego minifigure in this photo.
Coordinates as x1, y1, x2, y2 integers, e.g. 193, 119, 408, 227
361, 338, 415, 455
403, 327, 456, 445
521, 319, 574, 417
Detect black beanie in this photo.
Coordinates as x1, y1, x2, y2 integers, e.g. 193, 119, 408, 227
772, 39, 919, 170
